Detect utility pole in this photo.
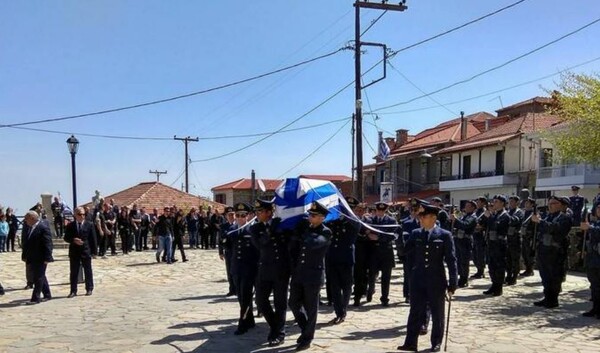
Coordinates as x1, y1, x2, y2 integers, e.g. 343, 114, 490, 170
149, 170, 167, 182
251, 169, 256, 203
353, 0, 407, 201
174, 136, 199, 193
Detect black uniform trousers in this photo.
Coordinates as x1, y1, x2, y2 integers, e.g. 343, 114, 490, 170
140, 228, 149, 249
289, 280, 320, 344
353, 241, 369, 301
587, 266, 600, 313
224, 251, 236, 294
488, 239, 507, 289
521, 234, 535, 272
30, 262, 51, 302
368, 248, 393, 302
69, 256, 93, 293
455, 237, 472, 284
472, 233, 486, 274
506, 235, 521, 280
200, 230, 209, 249
120, 229, 130, 254
404, 279, 446, 348
255, 275, 290, 339
326, 263, 353, 319
234, 271, 256, 330
403, 258, 412, 299
537, 246, 565, 303
171, 236, 187, 261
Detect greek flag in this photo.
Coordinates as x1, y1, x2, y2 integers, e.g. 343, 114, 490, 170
378, 131, 390, 160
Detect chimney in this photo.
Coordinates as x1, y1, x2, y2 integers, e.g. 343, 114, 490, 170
484, 117, 490, 131
395, 129, 409, 147
460, 111, 467, 141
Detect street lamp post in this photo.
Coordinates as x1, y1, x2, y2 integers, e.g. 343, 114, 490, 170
66, 135, 79, 208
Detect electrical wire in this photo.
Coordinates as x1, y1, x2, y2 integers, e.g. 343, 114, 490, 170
0, 47, 349, 129
372, 16, 600, 112
190, 80, 354, 163
361, 10, 388, 37
277, 119, 351, 178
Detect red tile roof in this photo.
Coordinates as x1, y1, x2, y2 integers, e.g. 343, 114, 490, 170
299, 174, 352, 182
496, 96, 553, 114
211, 178, 283, 192
434, 113, 562, 154
81, 182, 226, 212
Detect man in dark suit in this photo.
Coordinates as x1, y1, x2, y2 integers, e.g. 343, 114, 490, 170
398, 204, 458, 353
22, 211, 54, 304
64, 207, 95, 297
218, 206, 236, 296
250, 199, 291, 347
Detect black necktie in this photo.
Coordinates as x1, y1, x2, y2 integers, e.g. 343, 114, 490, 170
77, 223, 82, 235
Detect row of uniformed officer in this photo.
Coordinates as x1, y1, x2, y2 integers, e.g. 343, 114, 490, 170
450, 200, 477, 288
481, 195, 510, 296
580, 203, 600, 319
218, 207, 236, 296
506, 196, 525, 286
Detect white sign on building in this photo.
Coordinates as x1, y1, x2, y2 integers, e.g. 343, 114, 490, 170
380, 182, 393, 203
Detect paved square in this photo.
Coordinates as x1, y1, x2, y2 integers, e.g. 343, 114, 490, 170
0, 248, 598, 353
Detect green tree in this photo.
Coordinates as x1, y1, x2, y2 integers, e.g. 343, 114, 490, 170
548, 72, 600, 163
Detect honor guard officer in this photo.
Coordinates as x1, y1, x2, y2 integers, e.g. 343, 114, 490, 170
226, 203, 259, 335
532, 196, 573, 308
570, 186, 586, 226
288, 201, 331, 351
471, 196, 489, 279
366, 202, 399, 306
352, 200, 371, 307
520, 198, 537, 277
431, 197, 451, 231
325, 197, 359, 324
580, 203, 600, 319
482, 195, 510, 296
249, 199, 291, 347
219, 206, 236, 296
401, 199, 424, 302
506, 196, 524, 286
398, 204, 458, 353
450, 200, 477, 288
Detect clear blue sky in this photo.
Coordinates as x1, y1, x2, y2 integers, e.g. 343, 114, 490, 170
1, 0, 599, 214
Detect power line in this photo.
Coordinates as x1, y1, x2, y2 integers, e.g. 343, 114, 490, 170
190, 80, 354, 163
372, 16, 600, 112
361, 10, 388, 37
0, 47, 349, 129
169, 169, 186, 188
372, 55, 600, 116
277, 119, 351, 179
6, 116, 351, 141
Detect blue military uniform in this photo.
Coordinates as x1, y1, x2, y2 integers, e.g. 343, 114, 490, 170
325, 214, 358, 322
570, 186, 585, 226
534, 196, 572, 308
506, 198, 524, 285
471, 197, 489, 279
451, 202, 476, 287
352, 204, 371, 306
401, 214, 420, 299
249, 199, 291, 345
288, 202, 331, 351
583, 208, 600, 318
366, 202, 399, 306
399, 205, 458, 352
482, 195, 510, 296
519, 201, 537, 277
224, 203, 259, 335
218, 206, 236, 296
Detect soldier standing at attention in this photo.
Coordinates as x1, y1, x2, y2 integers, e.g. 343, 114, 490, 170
366, 202, 399, 306
570, 185, 585, 226
471, 197, 489, 279
397, 204, 457, 353
532, 196, 572, 308
219, 206, 236, 296
519, 198, 537, 277
325, 197, 359, 324
288, 201, 331, 351
249, 199, 290, 347
580, 204, 600, 319
431, 197, 451, 231
506, 196, 524, 286
482, 195, 510, 296
226, 203, 259, 335
400, 201, 421, 302
450, 200, 477, 288
352, 201, 371, 307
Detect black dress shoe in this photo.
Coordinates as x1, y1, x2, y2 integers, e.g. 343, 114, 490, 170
492, 290, 503, 297
366, 293, 373, 303
533, 298, 547, 307
458, 282, 469, 288
24, 285, 33, 290
268, 337, 285, 347
381, 300, 390, 307
419, 327, 428, 335
431, 343, 442, 352
296, 341, 311, 351
85, 290, 93, 296
67, 293, 77, 298
225, 292, 235, 297
396, 344, 418, 351
182, 258, 189, 262
483, 287, 495, 295
353, 299, 361, 307
582, 309, 597, 317
470, 273, 484, 279
519, 270, 534, 277
233, 327, 247, 335
544, 301, 559, 309
26, 300, 40, 305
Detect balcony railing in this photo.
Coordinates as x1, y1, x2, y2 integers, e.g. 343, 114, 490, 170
538, 164, 600, 179
439, 169, 503, 182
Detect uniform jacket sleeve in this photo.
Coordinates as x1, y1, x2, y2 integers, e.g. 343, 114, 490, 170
443, 230, 458, 289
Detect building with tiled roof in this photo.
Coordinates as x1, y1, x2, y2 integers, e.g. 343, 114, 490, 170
211, 178, 283, 206
81, 182, 225, 213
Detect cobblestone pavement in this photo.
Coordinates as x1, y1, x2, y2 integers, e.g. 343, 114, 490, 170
0, 248, 599, 353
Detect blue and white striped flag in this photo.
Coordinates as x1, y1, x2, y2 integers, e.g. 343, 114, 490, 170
378, 131, 390, 160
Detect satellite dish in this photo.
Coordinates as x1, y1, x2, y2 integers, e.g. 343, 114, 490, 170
257, 179, 266, 192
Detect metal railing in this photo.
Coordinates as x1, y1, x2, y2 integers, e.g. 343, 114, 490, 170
537, 163, 600, 179
439, 169, 503, 182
